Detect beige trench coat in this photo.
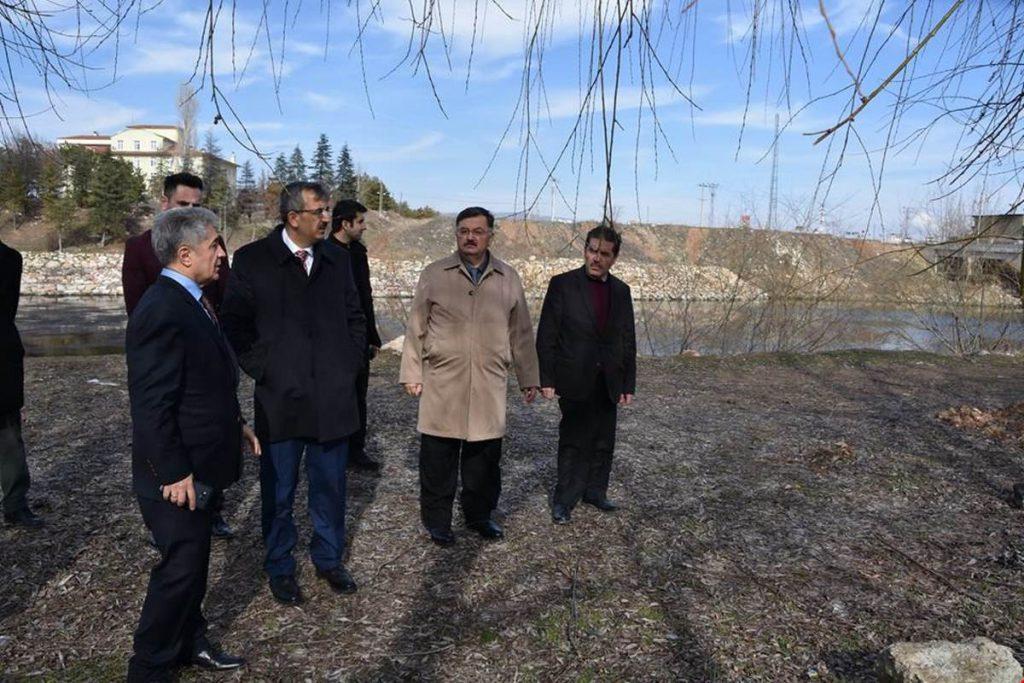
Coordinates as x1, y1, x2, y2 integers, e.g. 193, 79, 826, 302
399, 252, 540, 441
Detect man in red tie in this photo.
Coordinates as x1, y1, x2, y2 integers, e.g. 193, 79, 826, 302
221, 182, 367, 606
121, 172, 235, 539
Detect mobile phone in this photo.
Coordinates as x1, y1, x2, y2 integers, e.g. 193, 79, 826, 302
193, 480, 214, 510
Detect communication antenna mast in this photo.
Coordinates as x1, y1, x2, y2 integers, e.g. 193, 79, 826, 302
699, 182, 719, 227
768, 113, 780, 230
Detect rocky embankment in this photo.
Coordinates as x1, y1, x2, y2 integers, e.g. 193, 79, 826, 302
20, 252, 763, 301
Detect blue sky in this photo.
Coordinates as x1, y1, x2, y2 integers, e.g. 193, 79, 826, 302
16, 0, 1005, 237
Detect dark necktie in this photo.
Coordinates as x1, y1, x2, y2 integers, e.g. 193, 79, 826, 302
200, 294, 219, 328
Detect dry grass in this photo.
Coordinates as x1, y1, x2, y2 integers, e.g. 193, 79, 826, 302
3, 351, 1024, 680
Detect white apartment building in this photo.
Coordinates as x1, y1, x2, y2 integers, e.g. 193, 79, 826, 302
58, 125, 237, 190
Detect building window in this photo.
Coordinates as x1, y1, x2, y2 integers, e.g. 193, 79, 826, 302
116, 140, 123, 150
150, 140, 157, 150
133, 140, 140, 150
150, 158, 156, 167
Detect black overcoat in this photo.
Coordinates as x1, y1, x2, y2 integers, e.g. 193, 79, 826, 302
0, 242, 24, 416
536, 267, 637, 402
221, 226, 367, 443
126, 276, 243, 499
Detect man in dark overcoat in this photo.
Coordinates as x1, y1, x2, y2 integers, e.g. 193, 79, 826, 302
221, 182, 366, 605
126, 207, 259, 681
536, 223, 636, 524
0, 239, 42, 527
329, 199, 383, 472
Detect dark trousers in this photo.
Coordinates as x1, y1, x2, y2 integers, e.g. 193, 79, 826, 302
350, 359, 370, 459
260, 437, 349, 576
419, 434, 502, 531
128, 497, 212, 682
0, 409, 30, 515
554, 378, 618, 509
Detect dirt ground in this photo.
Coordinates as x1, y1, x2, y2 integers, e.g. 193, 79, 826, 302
4, 351, 1024, 681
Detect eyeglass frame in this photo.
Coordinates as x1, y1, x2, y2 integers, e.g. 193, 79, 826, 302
291, 207, 332, 217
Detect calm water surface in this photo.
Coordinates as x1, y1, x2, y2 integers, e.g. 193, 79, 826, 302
16, 295, 1024, 357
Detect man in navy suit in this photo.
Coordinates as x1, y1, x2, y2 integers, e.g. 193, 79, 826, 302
536, 223, 636, 524
122, 172, 234, 539
126, 207, 260, 681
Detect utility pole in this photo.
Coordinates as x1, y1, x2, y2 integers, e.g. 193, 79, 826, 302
378, 183, 383, 213
699, 182, 719, 227
768, 113, 780, 230
697, 184, 706, 226
549, 177, 558, 222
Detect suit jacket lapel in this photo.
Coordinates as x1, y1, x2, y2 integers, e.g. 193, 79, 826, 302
161, 277, 238, 372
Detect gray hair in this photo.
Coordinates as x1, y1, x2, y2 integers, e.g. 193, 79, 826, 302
279, 181, 327, 223
151, 206, 220, 266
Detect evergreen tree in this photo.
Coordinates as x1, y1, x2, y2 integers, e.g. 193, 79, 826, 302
357, 173, 396, 212
149, 157, 170, 199
58, 144, 95, 207
87, 152, 141, 245
200, 132, 239, 242
335, 144, 357, 199
39, 158, 77, 249
311, 133, 333, 189
239, 160, 256, 189
287, 145, 306, 183
273, 154, 289, 182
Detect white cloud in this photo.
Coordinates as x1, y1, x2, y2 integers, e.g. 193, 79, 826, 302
540, 84, 710, 120
16, 89, 145, 140
360, 132, 444, 162
303, 92, 343, 112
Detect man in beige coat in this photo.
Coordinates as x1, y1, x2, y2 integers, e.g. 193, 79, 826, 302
400, 206, 540, 546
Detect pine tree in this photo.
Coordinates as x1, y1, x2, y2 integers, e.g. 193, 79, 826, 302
87, 152, 140, 245
200, 132, 239, 243
58, 144, 95, 207
39, 157, 77, 249
239, 160, 256, 189
287, 145, 306, 183
273, 154, 289, 183
311, 134, 333, 189
335, 144, 357, 200
149, 157, 170, 199
357, 174, 396, 212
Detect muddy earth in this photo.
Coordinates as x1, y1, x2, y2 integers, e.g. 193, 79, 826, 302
3, 351, 1024, 681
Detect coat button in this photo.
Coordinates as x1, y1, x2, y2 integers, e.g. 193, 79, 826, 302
468, 290, 474, 296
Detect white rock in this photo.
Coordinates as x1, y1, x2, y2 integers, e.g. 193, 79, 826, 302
381, 335, 405, 354
878, 637, 1023, 683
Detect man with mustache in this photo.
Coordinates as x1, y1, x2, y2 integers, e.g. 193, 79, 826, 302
400, 206, 539, 546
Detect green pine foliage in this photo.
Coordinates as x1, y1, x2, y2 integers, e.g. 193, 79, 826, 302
311, 133, 334, 189
335, 144, 357, 200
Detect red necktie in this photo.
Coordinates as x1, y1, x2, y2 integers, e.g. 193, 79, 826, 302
295, 249, 309, 274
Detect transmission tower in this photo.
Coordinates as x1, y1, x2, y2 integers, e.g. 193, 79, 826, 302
768, 113, 780, 230
699, 182, 719, 227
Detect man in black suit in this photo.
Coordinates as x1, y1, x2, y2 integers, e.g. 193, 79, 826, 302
536, 223, 636, 524
126, 207, 260, 681
221, 182, 366, 606
0, 240, 42, 528
329, 199, 382, 473
122, 172, 235, 539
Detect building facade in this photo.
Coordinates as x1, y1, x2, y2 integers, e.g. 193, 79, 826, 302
58, 125, 237, 191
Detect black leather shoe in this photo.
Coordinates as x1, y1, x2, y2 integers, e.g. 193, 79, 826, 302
316, 565, 358, 594
3, 508, 43, 528
191, 642, 245, 672
348, 454, 382, 473
268, 575, 303, 605
466, 519, 504, 540
583, 498, 619, 512
210, 514, 234, 539
427, 527, 456, 547
552, 505, 571, 524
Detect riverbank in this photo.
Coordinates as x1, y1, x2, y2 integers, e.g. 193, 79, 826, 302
3, 351, 1024, 679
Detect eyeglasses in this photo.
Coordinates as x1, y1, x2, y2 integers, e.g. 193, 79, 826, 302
457, 228, 489, 238
292, 207, 331, 217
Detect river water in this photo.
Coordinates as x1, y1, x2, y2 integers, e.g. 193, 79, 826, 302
16, 295, 1024, 357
